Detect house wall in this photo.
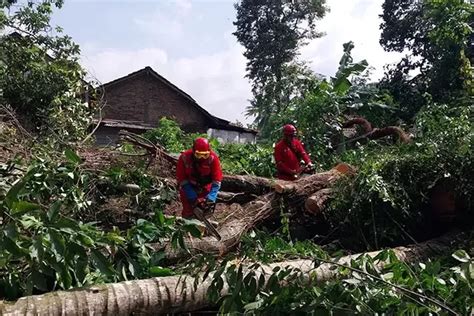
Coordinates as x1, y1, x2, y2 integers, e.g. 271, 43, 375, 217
94, 126, 149, 146
103, 71, 209, 132
94, 126, 121, 146
207, 128, 257, 144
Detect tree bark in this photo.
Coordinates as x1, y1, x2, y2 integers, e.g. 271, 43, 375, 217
273, 163, 355, 195
304, 188, 332, 216
157, 164, 355, 261
156, 193, 277, 261
1, 230, 467, 315
220, 174, 275, 195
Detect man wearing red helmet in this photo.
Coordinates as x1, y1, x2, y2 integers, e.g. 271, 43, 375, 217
273, 124, 313, 180
176, 137, 223, 218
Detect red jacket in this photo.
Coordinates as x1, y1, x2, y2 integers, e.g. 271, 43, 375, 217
274, 138, 311, 180
176, 149, 223, 191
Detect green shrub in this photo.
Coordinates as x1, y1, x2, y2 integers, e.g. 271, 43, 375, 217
328, 103, 473, 250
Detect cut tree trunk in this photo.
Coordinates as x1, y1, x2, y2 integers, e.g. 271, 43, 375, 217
157, 164, 355, 261
305, 188, 332, 216
156, 193, 277, 261
220, 174, 275, 195
273, 163, 355, 194
1, 230, 467, 315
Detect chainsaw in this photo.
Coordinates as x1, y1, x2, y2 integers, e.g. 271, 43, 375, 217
192, 202, 221, 241
293, 163, 315, 179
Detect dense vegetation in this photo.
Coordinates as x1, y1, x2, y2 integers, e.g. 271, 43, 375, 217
0, 0, 472, 314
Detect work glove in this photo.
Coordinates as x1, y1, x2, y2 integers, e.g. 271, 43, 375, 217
304, 163, 315, 173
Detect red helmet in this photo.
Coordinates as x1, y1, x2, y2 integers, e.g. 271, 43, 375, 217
193, 137, 211, 159
193, 137, 210, 151
283, 124, 297, 136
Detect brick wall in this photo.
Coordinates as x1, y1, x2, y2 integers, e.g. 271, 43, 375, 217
103, 71, 210, 132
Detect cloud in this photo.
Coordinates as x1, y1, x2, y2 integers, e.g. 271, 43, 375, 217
175, 0, 192, 12
132, 0, 192, 39
301, 0, 403, 80
81, 48, 168, 83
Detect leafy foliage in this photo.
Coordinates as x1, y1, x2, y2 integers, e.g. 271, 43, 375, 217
199, 229, 474, 314
215, 143, 274, 177
0, 0, 93, 141
143, 117, 275, 177
328, 103, 473, 250
379, 0, 473, 119
0, 149, 198, 300
142, 117, 187, 153
209, 246, 473, 315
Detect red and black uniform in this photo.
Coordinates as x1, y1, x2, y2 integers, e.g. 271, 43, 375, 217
274, 139, 312, 180
176, 149, 223, 217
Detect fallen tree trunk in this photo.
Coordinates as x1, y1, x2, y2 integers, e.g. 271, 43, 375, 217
1, 230, 467, 315
304, 188, 332, 216
341, 117, 411, 144
158, 164, 355, 261
220, 174, 275, 195
156, 193, 277, 261
273, 163, 355, 195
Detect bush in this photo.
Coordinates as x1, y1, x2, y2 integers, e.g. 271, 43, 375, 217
328, 103, 473, 250
143, 117, 275, 177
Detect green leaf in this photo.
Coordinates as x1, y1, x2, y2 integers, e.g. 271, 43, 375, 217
344, 278, 361, 285
155, 211, 165, 226
68, 242, 87, 258
11, 201, 41, 216
452, 249, 470, 263
74, 259, 88, 283
59, 267, 72, 289
91, 249, 114, 277
20, 215, 42, 229
149, 266, 174, 277
3, 237, 27, 257
31, 270, 48, 291
3, 223, 18, 239
128, 260, 136, 278
5, 179, 26, 208
64, 148, 81, 165
47, 201, 62, 222
244, 300, 263, 311
333, 78, 351, 94
48, 229, 66, 259
30, 237, 44, 261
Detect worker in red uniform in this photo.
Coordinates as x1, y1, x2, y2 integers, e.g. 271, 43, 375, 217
176, 137, 223, 218
274, 124, 313, 180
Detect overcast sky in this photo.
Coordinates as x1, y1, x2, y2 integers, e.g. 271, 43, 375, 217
51, 0, 403, 123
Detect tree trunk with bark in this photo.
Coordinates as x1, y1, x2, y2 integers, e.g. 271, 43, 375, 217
1, 230, 467, 315
305, 188, 332, 216
155, 164, 355, 261
220, 174, 275, 195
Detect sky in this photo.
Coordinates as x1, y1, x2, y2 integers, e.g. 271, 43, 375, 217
51, 0, 403, 124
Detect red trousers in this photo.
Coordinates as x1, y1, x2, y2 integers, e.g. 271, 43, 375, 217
179, 188, 210, 218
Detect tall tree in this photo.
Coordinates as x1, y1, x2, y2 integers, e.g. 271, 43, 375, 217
379, 0, 473, 120
0, 0, 93, 140
233, 0, 327, 131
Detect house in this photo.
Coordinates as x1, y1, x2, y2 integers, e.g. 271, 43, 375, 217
94, 66, 257, 145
